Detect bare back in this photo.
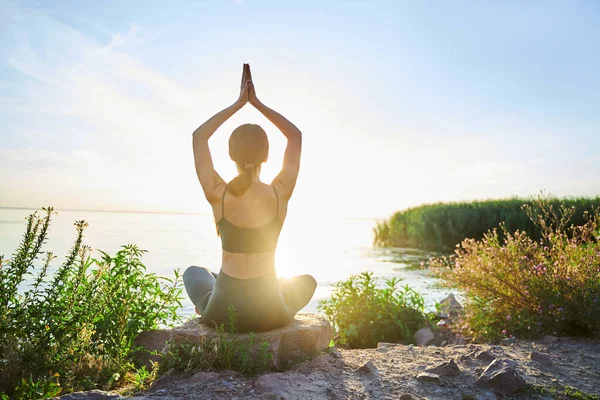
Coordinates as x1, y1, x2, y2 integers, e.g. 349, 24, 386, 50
210, 181, 288, 279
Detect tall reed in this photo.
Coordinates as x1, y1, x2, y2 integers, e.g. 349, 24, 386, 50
374, 196, 600, 252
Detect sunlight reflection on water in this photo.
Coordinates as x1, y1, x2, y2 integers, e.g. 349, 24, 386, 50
0, 208, 454, 318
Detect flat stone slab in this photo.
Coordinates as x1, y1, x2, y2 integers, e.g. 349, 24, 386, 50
51, 390, 121, 400
134, 313, 333, 369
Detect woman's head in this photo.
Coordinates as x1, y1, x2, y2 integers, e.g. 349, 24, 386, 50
229, 123, 269, 167
227, 124, 269, 196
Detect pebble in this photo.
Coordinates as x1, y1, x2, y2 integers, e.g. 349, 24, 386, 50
425, 359, 461, 377
541, 335, 559, 344
399, 394, 421, 400
414, 327, 435, 346
416, 372, 442, 384
474, 350, 496, 363
501, 337, 516, 346
476, 359, 525, 394
529, 351, 552, 365
356, 360, 379, 375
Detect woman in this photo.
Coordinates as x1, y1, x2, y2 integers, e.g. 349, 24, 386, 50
183, 64, 317, 332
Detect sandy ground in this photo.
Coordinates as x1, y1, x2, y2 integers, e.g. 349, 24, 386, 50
129, 336, 600, 399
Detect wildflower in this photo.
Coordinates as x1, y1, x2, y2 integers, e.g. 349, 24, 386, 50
502, 329, 507, 335
506, 315, 511, 321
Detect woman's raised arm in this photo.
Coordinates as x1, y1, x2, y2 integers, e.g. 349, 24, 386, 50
192, 65, 251, 201
248, 78, 302, 200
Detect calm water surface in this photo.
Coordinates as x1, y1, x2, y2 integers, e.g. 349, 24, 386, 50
0, 208, 452, 317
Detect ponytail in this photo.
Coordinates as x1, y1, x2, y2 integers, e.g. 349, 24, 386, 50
227, 164, 256, 196
227, 123, 269, 195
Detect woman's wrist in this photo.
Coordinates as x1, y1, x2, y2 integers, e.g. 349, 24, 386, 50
251, 98, 264, 111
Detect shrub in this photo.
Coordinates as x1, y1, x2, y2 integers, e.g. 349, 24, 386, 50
432, 196, 600, 342
317, 272, 429, 348
0, 207, 183, 398
374, 196, 600, 252
159, 306, 273, 377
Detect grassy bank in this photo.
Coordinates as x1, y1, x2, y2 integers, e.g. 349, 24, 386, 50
374, 196, 600, 252
0, 208, 183, 398
431, 196, 600, 341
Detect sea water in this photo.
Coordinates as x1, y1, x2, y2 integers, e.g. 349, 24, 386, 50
0, 208, 451, 317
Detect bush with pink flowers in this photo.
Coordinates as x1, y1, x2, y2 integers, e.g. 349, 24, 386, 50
431, 195, 600, 342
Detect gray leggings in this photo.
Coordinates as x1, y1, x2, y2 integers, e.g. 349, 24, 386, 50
183, 266, 317, 332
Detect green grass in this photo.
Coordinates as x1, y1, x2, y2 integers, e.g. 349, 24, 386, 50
158, 306, 273, 377
522, 383, 599, 400
374, 196, 600, 252
318, 271, 430, 348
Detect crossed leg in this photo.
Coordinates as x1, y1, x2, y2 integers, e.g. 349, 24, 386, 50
279, 274, 318, 316
183, 266, 218, 315
184, 267, 317, 319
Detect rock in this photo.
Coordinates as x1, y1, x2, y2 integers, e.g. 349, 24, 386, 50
356, 360, 378, 375
437, 319, 450, 329
400, 394, 421, 400
425, 359, 461, 377
190, 371, 219, 382
132, 329, 171, 369
170, 313, 333, 369
414, 327, 434, 346
541, 335, 559, 344
431, 329, 452, 347
476, 359, 525, 394
377, 342, 400, 348
416, 372, 442, 384
467, 344, 481, 352
52, 390, 121, 400
439, 293, 463, 316
474, 350, 496, 363
500, 337, 516, 346
255, 371, 330, 399
456, 354, 472, 364
220, 370, 244, 380
529, 351, 552, 365
218, 380, 234, 390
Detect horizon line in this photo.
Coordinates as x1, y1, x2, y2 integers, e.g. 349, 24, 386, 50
0, 206, 210, 217
0, 206, 381, 220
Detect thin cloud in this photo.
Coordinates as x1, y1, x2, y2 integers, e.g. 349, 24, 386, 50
1, 7, 204, 210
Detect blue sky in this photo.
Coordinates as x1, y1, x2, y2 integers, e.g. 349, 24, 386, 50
1, 0, 599, 218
